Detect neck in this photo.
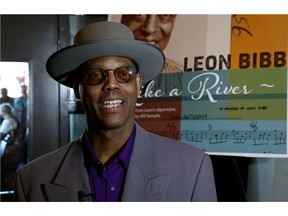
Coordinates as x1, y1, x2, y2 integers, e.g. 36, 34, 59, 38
87, 123, 134, 164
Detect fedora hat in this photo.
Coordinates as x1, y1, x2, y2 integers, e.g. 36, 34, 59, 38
46, 21, 165, 87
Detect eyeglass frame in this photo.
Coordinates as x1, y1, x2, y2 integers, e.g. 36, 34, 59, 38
79, 66, 139, 85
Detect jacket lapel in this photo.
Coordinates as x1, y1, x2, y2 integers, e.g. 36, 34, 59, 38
42, 139, 90, 201
121, 124, 170, 201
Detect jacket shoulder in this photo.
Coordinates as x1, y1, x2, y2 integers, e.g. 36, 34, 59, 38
18, 141, 78, 176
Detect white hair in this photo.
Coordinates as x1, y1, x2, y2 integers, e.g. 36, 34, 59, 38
0, 103, 14, 115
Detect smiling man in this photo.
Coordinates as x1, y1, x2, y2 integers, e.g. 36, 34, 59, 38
121, 15, 184, 73
14, 21, 217, 201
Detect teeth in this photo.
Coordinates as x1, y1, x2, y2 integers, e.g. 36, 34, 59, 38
102, 100, 123, 108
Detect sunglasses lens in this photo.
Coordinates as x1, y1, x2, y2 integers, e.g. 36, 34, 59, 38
83, 69, 105, 85
115, 67, 135, 83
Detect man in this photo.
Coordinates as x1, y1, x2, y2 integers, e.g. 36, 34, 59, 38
0, 88, 14, 105
14, 21, 217, 201
121, 15, 184, 73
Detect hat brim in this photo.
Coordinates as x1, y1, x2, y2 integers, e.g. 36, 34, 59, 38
46, 39, 165, 87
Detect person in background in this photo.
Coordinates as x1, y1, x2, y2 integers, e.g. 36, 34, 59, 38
0, 88, 14, 105
0, 103, 18, 141
121, 15, 184, 73
0, 102, 18, 158
0, 102, 20, 192
14, 21, 217, 201
13, 84, 29, 165
13, 85, 28, 138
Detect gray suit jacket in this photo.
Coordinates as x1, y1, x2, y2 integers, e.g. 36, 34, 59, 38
14, 124, 217, 201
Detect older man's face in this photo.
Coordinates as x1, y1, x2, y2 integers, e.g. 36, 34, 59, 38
76, 56, 142, 131
121, 15, 176, 51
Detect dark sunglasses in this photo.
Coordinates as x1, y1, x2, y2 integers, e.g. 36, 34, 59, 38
81, 66, 138, 85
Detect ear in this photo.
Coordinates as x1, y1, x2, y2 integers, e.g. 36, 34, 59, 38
121, 15, 127, 24
73, 82, 81, 101
136, 74, 142, 96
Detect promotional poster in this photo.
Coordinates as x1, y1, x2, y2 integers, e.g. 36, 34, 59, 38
109, 15, 288, 157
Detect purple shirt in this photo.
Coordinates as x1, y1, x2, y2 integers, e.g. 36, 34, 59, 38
83, 125, 136, 201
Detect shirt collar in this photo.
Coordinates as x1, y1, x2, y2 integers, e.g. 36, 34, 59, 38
83, 125, 136, 168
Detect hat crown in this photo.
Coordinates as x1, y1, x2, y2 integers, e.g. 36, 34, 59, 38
46, 21, 164, 87
74, 21, 135, 45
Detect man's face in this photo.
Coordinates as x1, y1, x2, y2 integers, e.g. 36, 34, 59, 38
121, 15, 176, 51
76, 56, 142, 130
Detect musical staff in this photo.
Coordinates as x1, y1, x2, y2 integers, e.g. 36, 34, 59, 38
150, 121, 287, 148
179, 129, 286, 146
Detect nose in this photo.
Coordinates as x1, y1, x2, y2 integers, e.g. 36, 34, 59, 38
102, 70, 119, 91
141, 15, 158, 34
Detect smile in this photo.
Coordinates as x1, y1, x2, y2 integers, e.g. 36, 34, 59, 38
102, 99, 124, 108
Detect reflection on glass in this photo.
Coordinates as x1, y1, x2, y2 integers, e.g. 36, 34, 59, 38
0, 61, 29, 199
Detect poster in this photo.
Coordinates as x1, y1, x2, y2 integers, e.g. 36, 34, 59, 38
109, 15, 288, 157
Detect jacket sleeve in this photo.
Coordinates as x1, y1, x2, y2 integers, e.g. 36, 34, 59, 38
191, 154, 217, 201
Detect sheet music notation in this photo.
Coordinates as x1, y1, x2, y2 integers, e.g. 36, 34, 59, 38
150, 121, 286, 146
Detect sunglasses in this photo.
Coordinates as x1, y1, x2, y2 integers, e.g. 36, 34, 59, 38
81, 66, 138, 85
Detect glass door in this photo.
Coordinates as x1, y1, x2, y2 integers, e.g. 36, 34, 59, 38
0, 61, 29, 199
